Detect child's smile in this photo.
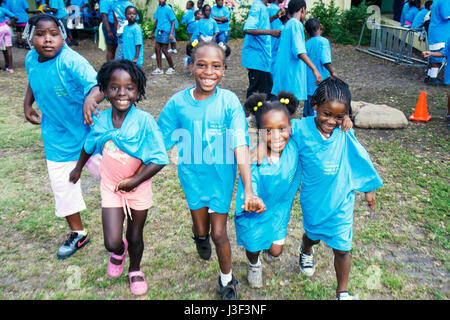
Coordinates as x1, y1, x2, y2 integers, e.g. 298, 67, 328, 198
314, 100, 346, 137
191, 46, 225, 98
261, 109, 291, 156
106, 69, 138, 113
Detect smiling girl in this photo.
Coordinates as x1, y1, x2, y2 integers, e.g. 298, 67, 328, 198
157, 41, 265, 300
70, 59, 169, 295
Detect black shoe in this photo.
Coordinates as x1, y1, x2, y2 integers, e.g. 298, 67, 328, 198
192, 234, 211, 260
17, 43, 24, 48
218, 274, 239, 300
427, 77, 444, 86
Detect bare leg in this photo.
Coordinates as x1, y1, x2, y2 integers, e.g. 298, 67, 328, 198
300, 233, 320, 254
210, 211, 231, 274
190, 207, 210, 238
333, 249, 351, 295
66, 212, 84, 231
161, 43, 174, 69
106, 43, 117, 62
155, 42, 162, 69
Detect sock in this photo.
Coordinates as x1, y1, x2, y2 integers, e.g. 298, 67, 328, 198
429, 67, 438, 78
220, 270, 232, 286
73, 229, 87, 236
249, 257, 261, 267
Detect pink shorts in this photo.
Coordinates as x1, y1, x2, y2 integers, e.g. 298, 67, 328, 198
0, 23, 12, 48
100, 140, 153, 217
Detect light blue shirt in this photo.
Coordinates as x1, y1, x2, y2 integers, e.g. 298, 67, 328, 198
182, 8, 195, 34
400, 1, 409, 25
235, 139, 302, 252
0, 6, 15, 23
122, 23, 143, 66
192, 17, 219, 40
442, 38, 450, 85
5, 0, 29, 23
25, 46, 98, 162
69, 0, 88, 7
291, 118, 383, 251
157, 87, 249, 213
154, 4, 176, 33
83, 105, 169, 165
268, 3, 283, 76
49, 0, 68, 19
241, 0, 271, 72
211, 5, 230, 32
306, 36, 332, 96
411, 8, 429, 29
100, 0, 116, 23
271, 18, 307, 100
428, 0, 450, 47
405, 6, 419, 24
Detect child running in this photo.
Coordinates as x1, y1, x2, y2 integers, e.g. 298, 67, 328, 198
271, 0, 322, 103
70, 59, 169, 296
22, 14, 104, 259
303, 18, 338, 117
235, 91, 302, 288
291, 77, 383, 300
122, 5, 143, 67
157, 41, 265, 300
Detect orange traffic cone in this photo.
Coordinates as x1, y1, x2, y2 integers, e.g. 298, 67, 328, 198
409, 91, 431, 122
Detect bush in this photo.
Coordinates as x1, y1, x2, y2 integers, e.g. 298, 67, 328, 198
308, 0, 371, 45
229, 5, 250, 39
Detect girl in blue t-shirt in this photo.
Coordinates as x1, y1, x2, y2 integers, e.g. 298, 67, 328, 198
157, 41, 265, 300
22, 14, 104, 260
192, 4, 219, 42
71, 60, 169, 296
292, 77, 383, 300
235, 91, 302, 288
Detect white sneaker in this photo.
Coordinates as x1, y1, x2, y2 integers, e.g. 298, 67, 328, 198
336, 291, 359, 300
171, 49, 177, 54
151, 53, 166, 59
165, 67, 175, 75
247, 262, 262, 288
299, 247, 315, 277
168, 49, 174, 53
151, 68, 164, 75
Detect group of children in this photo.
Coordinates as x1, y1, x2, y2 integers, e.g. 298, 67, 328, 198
21, 1, 384, 301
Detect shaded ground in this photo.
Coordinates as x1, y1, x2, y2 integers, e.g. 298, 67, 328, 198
0, 36, 448, 301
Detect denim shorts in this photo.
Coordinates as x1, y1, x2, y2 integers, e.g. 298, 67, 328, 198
155, 29, 170, 44
216, 30, 229, 44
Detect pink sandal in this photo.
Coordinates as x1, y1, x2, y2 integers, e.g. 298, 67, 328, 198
129, 270, 148, 296
107, 237, 128, 279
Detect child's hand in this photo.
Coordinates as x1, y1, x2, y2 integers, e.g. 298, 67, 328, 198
314, 70, 322, 85
24, 105, 41, 125
270, 29, 281, 38
132, 58, 138, 63
331, 71, 339, 78
365, 191, 376, 210
115, 177, 138, 193
69, 168, 81, 184
83, 97, 100, 126
169, 33, 174, 41
422, 51, 431, 58
340, 115, 353, 132
242, 193, 266, 213
277, 7, 285, 18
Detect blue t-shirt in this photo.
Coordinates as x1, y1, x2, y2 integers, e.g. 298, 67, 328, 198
113, 0, 138, 35
400, 1, 409, 25
154, 4, 176, 33
49, 0, 68, 19
268, 2, 283, 76
411, 8, 429, 29
428, 0, 450, 47
306, 36, 332, 96
192, 17, 219, 41
405, 6, 419, 24
83, 105, 169, 166
100, 0, 116, 23
234, 138, 302, 252
0, 6, 15, 23
271, 18, 307, 100
122, 22, 143, 66
182, 8, 195, 34
70, 0, 88, 7
5, 0, 29, 23
157, 87, 249, 213
441, 38, 450, 85
291, 118, 383, 251
241, 0, 271, 73
25, 46, 98, 162
211, 5, 230, 32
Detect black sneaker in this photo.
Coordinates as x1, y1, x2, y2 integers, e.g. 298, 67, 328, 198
192, 234, 211, 260
218, 274, 239, 300
57, 232, 90, 259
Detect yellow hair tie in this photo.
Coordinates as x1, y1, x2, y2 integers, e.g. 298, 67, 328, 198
38, 4, 48, 14
253, 101, 263, 112
191, 39, 199, 47
280, 98, 289, 105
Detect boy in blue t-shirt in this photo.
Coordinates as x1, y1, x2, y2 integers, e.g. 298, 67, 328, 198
182, 0, 196, 40
303, 18, 337, 117
150, 0, 176, 75
211, 0, 230, 43
122, 5, 143, 66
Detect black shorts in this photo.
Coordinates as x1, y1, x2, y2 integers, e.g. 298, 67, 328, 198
246, 69, 273, 98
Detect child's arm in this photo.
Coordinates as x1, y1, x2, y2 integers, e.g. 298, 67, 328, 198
150, 19, 157, 39
365, 191, 376, 210
133, 45, 141, 64
69, 148, 92, 184
324, 63, 338, 78
244, 28, 281, 38
169, 20, 175, 41
269, 7, 285, 23
115, 163, 165, 192
298, 53, 321, 85
235, 145, 266, 213
23, 83, 41, 125
422, 51, 445, 58
83, 86, 104, 126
